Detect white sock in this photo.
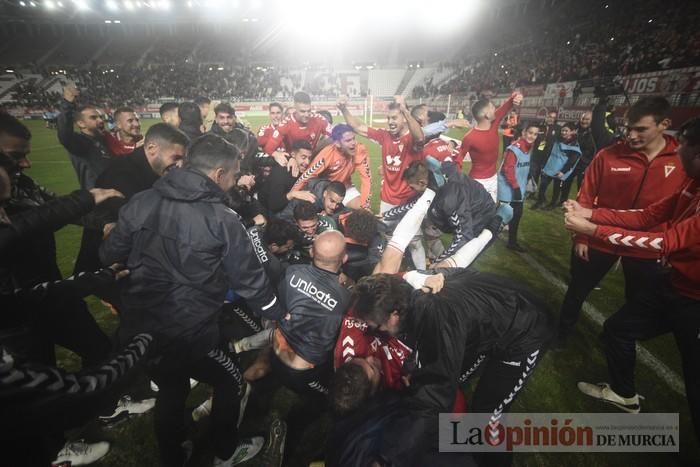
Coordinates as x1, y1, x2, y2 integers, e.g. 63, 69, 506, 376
388, 189, 435, 253
443, 229, 493, 268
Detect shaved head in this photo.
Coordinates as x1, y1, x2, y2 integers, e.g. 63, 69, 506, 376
311, 231, 347, 272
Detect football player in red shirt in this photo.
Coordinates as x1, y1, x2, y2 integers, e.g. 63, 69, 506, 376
337, 94, 427, 267
256, 102, 284, 150
458, 91, 523, 202
263, 92, 332, 156
105, 107, 143, 156
565, 116, 700, 434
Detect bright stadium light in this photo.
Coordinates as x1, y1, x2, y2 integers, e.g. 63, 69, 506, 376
160, 0, 170, 10
73, 0, 88, 10
104, 19, 111, 22
29, 1, 36, 6
45, 0, 56, 10
19, 0, 26, 5
106, 0, 117, 10
114, 19, 120, 22
124, 0, 133, 10
57, 1, 64, 6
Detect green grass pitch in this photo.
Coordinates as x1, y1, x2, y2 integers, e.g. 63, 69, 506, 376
18, 117, 699, 466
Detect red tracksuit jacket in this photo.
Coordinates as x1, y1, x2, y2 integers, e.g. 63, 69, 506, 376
576, 135, 689, 258
590, 179, 700, 299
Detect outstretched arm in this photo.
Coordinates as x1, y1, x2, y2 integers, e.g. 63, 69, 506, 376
337, 96, 368, 137
395, 95, 424, 146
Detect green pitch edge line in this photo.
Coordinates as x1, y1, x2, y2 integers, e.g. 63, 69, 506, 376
517, 249, 686, 397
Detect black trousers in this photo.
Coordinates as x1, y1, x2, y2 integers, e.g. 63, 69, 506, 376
460, 348, 544, 467
602, 281, 700, 441
506, 201, 523, 246
535, 174, 563, 207
558, 247, 660, 337
559, 164, 586, 202
151, 347, 245, 466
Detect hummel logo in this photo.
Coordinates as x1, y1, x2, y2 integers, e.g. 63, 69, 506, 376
501, 360, 521, 367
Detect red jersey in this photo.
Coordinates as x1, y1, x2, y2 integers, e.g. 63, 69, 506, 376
367, 127, 423, 205
334, 314, 413, 391
263, 114, 332, 155
591, 179, 700, 300
105, 131, 142, 156
458, 97, 513, 178
422, 137, 454, 162
257, 123, 279, 150
575, 135, 689, 257
291, 143, 372, 209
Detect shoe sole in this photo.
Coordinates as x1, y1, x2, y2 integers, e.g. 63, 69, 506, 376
260, 420, 287, 467
578, 383, 642, 414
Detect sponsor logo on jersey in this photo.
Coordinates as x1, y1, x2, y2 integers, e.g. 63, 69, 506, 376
610, 166, 631, 172
289, 274, 339, 311
247, 227, 268, 263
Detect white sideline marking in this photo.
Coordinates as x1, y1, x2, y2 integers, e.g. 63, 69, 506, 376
516, 250, 687, 397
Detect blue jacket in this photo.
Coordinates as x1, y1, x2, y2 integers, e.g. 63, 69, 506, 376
497, 143, 530, 202
542, 140, 582, 181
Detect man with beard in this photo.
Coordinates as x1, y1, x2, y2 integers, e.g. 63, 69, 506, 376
263, 92, 332, 156
57, 85, 112, 189
291, 124, 372, 210
458, 91, 523, 202
257, 102, 284, 149
105, 107, 143, 156
337, 95, 427, 267
256, 139, 314, 216
178, 101, 204, 141
73, 123, 189, 274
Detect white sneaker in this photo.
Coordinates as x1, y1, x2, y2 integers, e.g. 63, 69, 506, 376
192, 397, 213, 422
150, 378, 199, 392
212, 436, 264, 466
99, 395, 156, 425
52, 440, 110, 466
578, 381, 644, 413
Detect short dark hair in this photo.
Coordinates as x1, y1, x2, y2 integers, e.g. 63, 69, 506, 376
679, 117, 700, 147
331, 124, 354, 142
187, 134, 240, 173
427, 110, 446, 124
325, 180, 346, 198
291, 139, 313, 152
471, 99, 491, 120
159, 102, 179, 116
293, 91, 311, 105
520, 120, 540, 132
269, 102, 283, 112
0, 112, 31, 141
410, 104, 427, 120
626, 96, 671, 124
113, 107, 136, 120
194, 96, 211, 106
343, 210, 377, 244
331, 361, 372, 415
561, 122, 577, 131
74, 105, 98, 123
402, 160, 430, 183
214, 102, 236, 116
293, 201, 318, 222
387, 102, 401, 112
145, 123, 189, 148
318, 110, 333, 125
352, 273, 412, 323
263, 218, 300, 248
178, 102, 203, 127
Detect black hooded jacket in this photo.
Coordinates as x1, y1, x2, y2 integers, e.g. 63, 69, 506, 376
100, 167, 282, 358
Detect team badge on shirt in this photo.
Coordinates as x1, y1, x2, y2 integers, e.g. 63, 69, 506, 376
664, 164, 676, 178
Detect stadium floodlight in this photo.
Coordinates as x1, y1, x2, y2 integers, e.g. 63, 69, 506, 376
124, 0, 133, 10
57, 1, 63, 6
186, 0, 191, 6
73, 0, 88, 10
45, 0, 56, 9
104, 19, 112, 22
29, 1, 36, 6
19, 0, 26, 5
6, 69, 14, 73
106, 0, 117, 10
113, 19, 120, 22
217, 66, 224, 70
160, 0, 170, 10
